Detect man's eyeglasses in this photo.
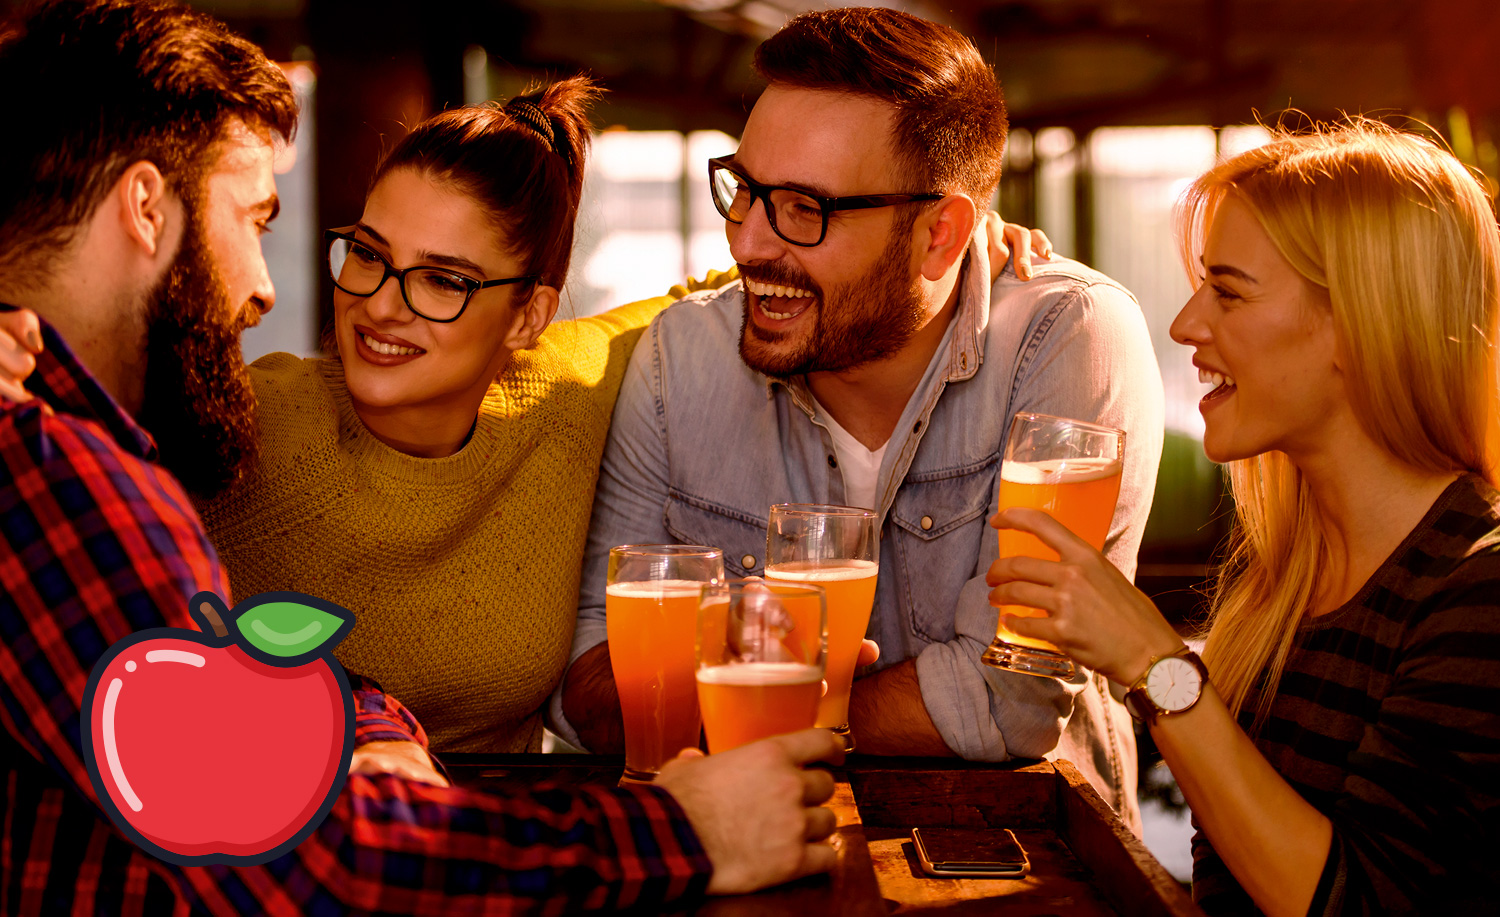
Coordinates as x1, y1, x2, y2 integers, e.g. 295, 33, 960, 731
324, 229, 538, 323
708, 156, 943, 247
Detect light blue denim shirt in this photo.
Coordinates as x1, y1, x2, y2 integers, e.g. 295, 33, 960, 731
549, 229, 1164, 826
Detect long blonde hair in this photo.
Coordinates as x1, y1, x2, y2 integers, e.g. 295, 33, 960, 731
1179, 121, 1500, 727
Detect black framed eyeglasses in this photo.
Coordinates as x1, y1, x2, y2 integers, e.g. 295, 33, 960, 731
708, 156, 943, 247
324, 229, 539, 323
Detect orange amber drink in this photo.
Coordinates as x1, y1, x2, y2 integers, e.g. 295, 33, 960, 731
993, 458, 1122, 652
696, 581, 826, 753
765, 504, 879, 750
983, 414, 1125, 680
764, 560, 877, 731
607, 546, 722, 783
697, 663, 823, 752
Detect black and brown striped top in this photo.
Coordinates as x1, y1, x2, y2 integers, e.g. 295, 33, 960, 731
1192, 473, 1500, 915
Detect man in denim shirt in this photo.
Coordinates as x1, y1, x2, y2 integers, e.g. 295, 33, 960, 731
551, 8, 1163, 828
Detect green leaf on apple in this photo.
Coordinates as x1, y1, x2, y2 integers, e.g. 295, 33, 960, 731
235, 601, 347, 658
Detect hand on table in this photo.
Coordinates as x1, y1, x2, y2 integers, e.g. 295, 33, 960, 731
986, 507, 1181, 685
983, 212, 1054, 283
657, 728, 844, 895
349, 740, 449, 787
0, 306, 41, 402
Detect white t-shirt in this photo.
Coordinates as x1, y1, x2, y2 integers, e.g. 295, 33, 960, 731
820, 410, 887, 512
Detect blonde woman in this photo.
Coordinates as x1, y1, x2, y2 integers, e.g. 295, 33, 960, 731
988, 122, 1500, 915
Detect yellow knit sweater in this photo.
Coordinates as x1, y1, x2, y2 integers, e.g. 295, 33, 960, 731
197, 293, 690, 753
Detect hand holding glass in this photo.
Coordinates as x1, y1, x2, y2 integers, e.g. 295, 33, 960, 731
696, 581, 827, 754
606, 545, 723, 783
983, 413, 1124, 680
764, 504, 878, 749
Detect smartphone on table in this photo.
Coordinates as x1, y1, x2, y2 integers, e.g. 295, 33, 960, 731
910, 827, 1030, 878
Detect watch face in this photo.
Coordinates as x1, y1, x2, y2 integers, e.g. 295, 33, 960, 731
1146, 656, 1203, 713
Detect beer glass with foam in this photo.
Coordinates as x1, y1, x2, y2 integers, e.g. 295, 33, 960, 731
696, 580, 827, 753
982, 412, 1124, 679
607, 545, 723, 783
765, 504, 878, 750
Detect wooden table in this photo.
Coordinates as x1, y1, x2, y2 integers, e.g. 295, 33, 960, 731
444, 754, 1202, 916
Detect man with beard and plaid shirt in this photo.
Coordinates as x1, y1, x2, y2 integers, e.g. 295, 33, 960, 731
554, 8, 1165, 831
0, 1, 843, 913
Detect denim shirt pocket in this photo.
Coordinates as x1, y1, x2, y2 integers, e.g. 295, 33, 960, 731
664, 490, 769, 578
887, 454, 999, 643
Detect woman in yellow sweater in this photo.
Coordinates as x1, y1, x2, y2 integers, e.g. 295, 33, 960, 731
0, 78, 736, 767
202, 78, 726, 756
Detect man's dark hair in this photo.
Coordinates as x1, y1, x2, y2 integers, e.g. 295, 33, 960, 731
0, 0, 298, 281
754, 7, 1007, 206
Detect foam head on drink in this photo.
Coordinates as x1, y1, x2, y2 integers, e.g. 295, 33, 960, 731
995, 457, 1123, 652
606, 579, 704, 778
763, 560, 877, 730
696, 661, 822, 753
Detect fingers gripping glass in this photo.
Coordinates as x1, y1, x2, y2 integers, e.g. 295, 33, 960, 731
324, 229, 538, 323
708, 157, 943, 247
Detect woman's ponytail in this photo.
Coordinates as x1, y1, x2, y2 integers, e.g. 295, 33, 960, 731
372, 75, 603, 291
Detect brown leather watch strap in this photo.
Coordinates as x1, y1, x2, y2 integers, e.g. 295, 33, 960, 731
1123, 645, 1207, 723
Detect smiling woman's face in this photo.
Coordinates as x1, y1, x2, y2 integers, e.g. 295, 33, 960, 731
1169, 195, 1346, 464
334, 168, 534, 420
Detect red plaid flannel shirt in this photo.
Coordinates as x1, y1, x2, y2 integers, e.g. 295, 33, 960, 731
0, 316, 713, 915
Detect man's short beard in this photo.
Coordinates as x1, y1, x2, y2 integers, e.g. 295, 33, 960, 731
136, 213, 260, 498
739, 215, 926, 377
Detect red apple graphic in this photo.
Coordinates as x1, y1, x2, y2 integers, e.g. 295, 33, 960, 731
82, 591, 356, 866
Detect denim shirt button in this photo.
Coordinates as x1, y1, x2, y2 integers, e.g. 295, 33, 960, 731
741, 554, 757, 570
920, 515, 934, 531
827, 454, 838, 469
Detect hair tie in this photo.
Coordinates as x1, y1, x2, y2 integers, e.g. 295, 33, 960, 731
506, 99, 569, 166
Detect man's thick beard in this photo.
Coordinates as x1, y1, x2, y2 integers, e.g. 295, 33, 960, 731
137, 220, 260, 498
739, 225, 925, 377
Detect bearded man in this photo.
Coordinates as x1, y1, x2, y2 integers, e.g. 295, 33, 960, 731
554, 7, 1165, 830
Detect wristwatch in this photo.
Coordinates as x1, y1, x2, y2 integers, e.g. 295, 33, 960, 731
1124, 645, 1208, 723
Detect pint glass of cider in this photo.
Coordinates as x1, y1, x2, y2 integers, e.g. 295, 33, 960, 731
982, 413, 1124, 680
607, 545, 723, 783
765, 504, 878, 751
696, 580, 826, 754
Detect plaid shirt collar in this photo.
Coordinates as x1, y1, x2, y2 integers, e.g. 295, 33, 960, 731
10, 308, 159, 461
